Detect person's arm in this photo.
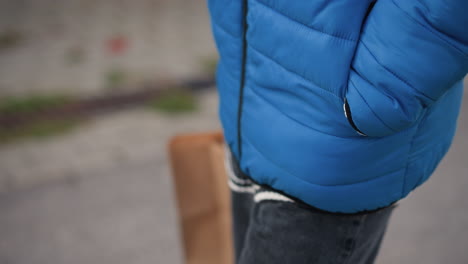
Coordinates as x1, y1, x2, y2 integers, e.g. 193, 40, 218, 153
346, 0, 468, 137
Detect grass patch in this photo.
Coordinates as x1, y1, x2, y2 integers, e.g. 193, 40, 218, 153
105, 68, 126, 89
0, 94, 80, 144
0, 94, 73, 115
0, 119, 81, 144
200, 56, 218, 76
0, 30, 22, 50
147, 89, 197, 114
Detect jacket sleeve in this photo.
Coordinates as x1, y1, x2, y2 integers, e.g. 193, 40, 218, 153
345, 0, 468, 137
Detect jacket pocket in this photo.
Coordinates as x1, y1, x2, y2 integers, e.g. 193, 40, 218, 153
343, 98, 367, 136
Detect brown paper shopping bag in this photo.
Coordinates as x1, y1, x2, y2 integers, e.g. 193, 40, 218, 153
168, 131, 234, 264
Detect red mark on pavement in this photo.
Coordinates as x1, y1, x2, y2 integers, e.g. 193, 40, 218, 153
107, 36, 129, 55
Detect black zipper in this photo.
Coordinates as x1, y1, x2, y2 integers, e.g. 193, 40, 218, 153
237, 0, 249, 159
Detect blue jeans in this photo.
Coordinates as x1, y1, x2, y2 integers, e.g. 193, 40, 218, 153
226, 150, 395, 264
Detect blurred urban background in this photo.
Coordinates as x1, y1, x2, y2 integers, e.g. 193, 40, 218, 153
0, 0, 467, 263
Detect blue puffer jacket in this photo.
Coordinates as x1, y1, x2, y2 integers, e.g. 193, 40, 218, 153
208, 0, 468, 213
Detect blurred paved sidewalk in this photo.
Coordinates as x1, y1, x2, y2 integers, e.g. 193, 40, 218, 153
1, 84, 468, 263
0, 90, 220, 264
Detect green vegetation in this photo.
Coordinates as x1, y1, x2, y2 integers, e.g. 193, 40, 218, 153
147, 89, 197, 114
0, 30, 22, 50
0, 94, 73, 115
0, 94, 80, 144
200, 56, 218, 76
0, 119, 80, 144
105, 68, 126, 89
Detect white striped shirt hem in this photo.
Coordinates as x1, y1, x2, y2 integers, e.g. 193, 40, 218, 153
254, 191, 294, 203
224, 149, 252, 185
228, 180, 260, 193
